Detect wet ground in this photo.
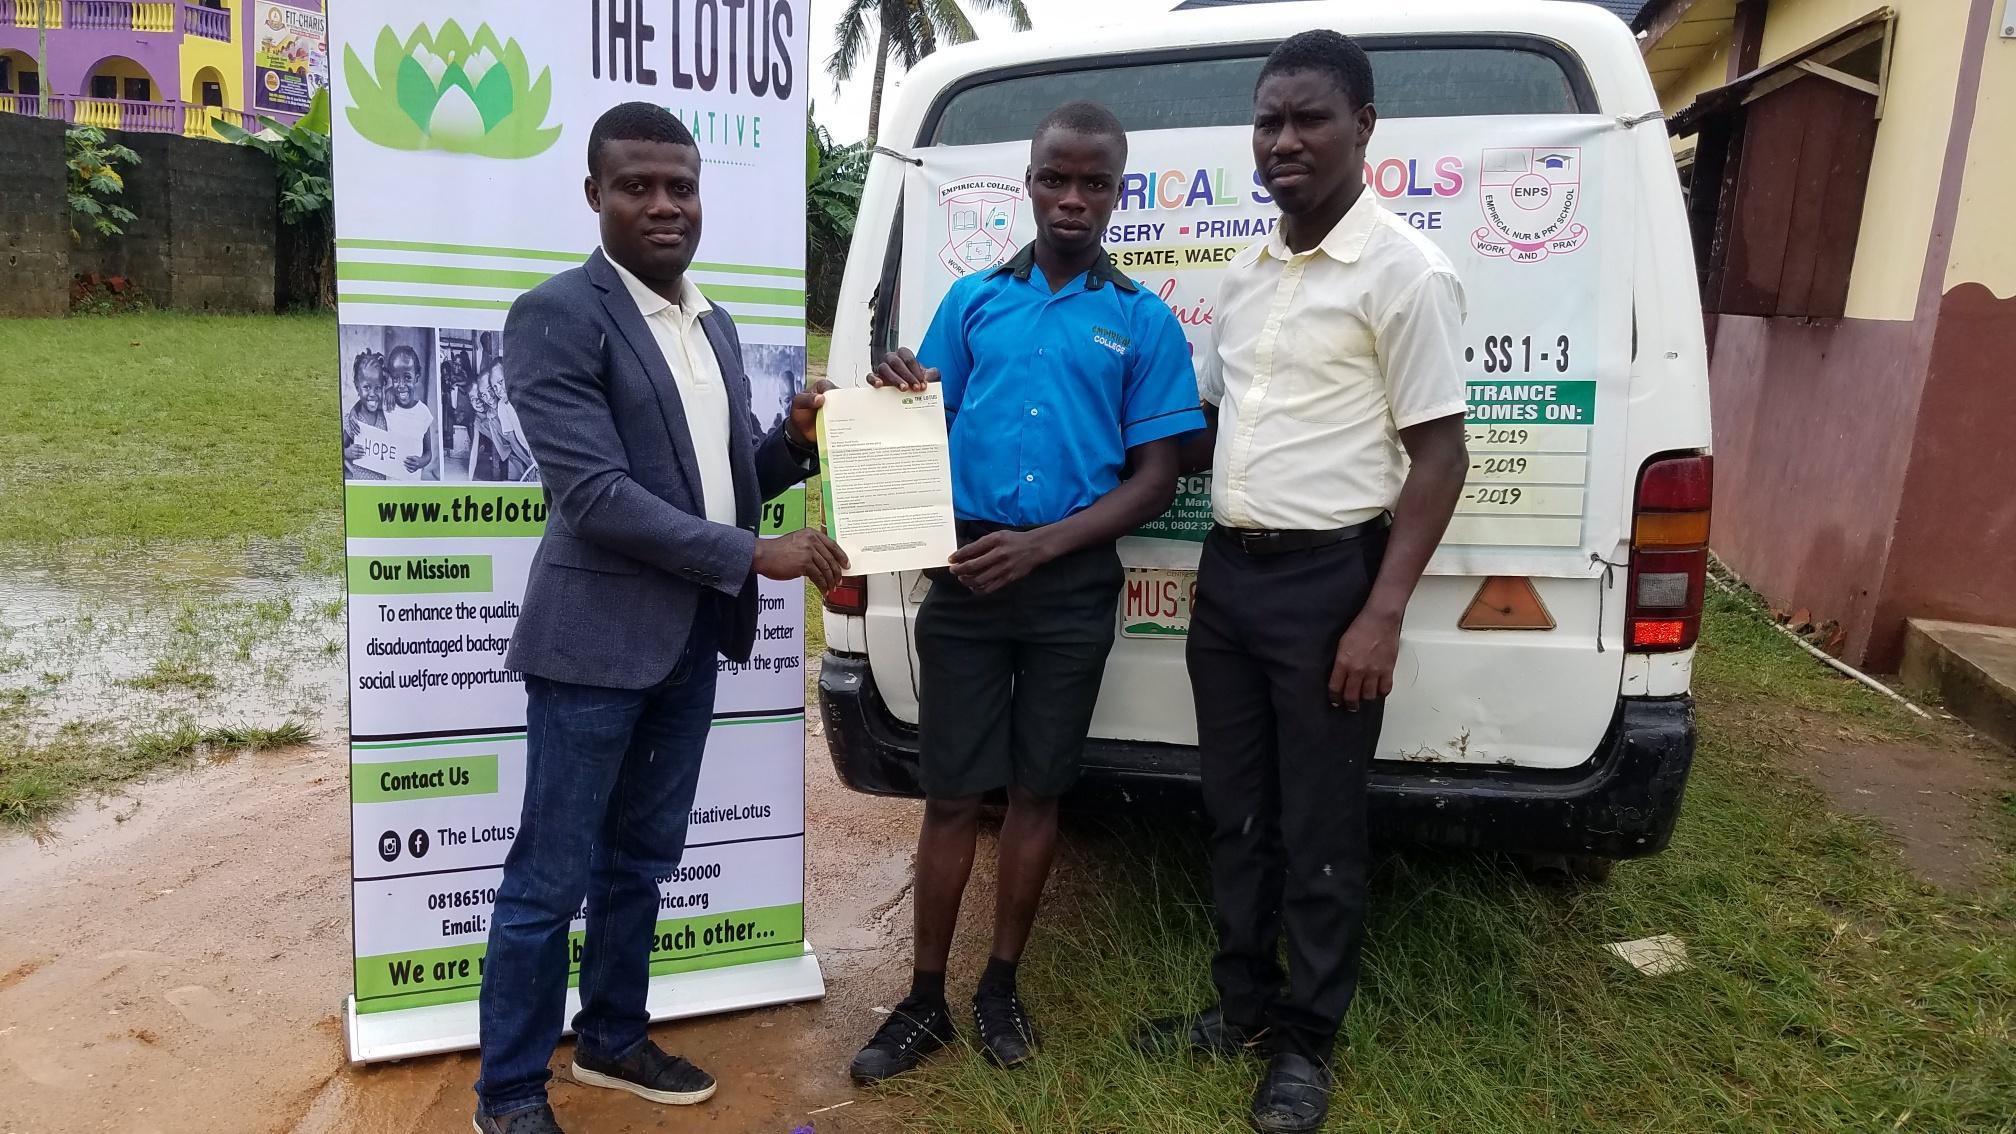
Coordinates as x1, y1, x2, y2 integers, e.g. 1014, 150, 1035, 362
5, 548, 2012, 1134
0, 718, 956, 1134
0, 541, 346, 745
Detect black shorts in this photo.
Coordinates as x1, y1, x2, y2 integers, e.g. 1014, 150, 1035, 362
914, 530, 1122, 799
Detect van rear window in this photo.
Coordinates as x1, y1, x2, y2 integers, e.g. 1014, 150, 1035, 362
928, 43, 1587, 146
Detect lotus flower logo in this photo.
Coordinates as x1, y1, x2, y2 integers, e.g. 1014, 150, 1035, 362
343, 21, 561, 158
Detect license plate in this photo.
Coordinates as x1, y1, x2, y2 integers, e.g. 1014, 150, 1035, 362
1120, 568, 1196, 639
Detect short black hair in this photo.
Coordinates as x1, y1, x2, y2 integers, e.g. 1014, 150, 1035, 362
386, 344, 423, 374
588, 101, 698, 180
1257, 29, 1375, 108
1032, 100, 1128, 159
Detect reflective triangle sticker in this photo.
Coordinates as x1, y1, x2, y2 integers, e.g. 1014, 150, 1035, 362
1459, 576, 1558, 631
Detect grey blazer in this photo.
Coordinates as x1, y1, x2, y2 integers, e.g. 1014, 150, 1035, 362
502, 249, 813, 688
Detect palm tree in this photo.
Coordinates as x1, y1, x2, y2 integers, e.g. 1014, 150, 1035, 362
829, 0, 1033, 145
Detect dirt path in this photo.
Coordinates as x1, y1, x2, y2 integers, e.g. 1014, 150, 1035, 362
0, 723, 965, 1134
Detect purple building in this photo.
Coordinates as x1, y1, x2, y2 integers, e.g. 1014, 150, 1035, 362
0, 0, 326, 137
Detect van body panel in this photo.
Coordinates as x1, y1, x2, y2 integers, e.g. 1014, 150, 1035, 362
820, 0, 1709, 817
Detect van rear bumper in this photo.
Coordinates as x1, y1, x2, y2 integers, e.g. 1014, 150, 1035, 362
817, 652, 1696, 860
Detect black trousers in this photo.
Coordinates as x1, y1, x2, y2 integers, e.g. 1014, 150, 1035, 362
1186, 524, 1388, 1062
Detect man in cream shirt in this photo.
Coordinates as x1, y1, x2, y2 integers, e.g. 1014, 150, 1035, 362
1144, 30, 1470, 1134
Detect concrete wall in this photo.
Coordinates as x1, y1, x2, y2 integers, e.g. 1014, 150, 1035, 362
0, 113, 73, 317
1877, 283, 2016, 660
1704, 313, 1922, 661
84, 127, 276, 309
0, 111, 275, 315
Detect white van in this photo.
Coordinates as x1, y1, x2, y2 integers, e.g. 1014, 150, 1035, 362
816, 0, 1712, 875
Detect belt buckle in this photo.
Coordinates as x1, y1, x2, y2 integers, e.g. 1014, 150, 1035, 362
1235, 529, 1276, 553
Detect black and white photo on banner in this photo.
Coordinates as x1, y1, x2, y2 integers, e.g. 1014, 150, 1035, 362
438, 327, 538, 484
339, 324, 440, 483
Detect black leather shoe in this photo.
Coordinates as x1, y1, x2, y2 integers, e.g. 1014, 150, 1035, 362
972, 988, 1038, 1068
1249, 1052, 1332, 1133
849, 997, 956, 1084
1133, 1004, 1268, 1059
571, 1040, 716, 1105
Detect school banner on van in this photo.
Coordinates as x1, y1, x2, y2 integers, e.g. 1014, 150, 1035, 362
902, 118, 1636, 577
330, 1, 819, 1063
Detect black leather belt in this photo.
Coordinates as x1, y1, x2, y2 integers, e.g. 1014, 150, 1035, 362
1213, 515, 1389, 557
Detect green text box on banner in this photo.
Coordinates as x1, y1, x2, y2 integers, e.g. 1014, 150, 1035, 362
352, 755, 500, 803
354, 904, 805, 1014
347, 555, 495, 594
346, 486, 548, 538
763, 485, 806, 535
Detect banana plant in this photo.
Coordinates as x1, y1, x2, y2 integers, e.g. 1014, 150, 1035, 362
213, 87, 332, 226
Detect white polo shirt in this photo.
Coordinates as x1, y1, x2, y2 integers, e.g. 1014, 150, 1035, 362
1198, 190, 1468, 530
607, 254, 738, 527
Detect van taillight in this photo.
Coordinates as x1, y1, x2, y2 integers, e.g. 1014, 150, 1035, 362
1629, 455, 1711, 652
823, 575, 868, 616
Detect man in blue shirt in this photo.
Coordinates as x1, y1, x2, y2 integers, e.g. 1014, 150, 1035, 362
849, 101, 1203, 1083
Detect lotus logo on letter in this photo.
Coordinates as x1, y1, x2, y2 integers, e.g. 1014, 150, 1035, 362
344, 21, 561, 158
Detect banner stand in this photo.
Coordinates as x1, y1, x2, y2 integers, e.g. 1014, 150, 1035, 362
346, 946, 824, 1064
332, 1, 823, 1063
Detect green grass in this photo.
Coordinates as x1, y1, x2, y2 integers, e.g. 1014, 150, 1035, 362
123, 658, 219, 693
0, 719, 313, 828
808, 330, 833, 375
0, 312, 342, 569
875, 589, 2016, 1133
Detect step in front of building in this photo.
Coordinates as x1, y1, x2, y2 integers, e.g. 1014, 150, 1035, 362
1901, 619, 2016, 752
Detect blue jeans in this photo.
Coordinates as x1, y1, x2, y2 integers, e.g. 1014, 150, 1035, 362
475, 606, 718, 1116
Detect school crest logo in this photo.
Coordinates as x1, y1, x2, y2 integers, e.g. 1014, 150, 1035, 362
1471, 147, 1587, 263
937, 175, 1025, 277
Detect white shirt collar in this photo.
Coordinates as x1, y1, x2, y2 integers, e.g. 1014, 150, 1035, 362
605, 251, 713, 321
1261, 187, 1383, 265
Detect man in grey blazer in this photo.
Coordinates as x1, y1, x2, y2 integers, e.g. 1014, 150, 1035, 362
473, 102, 846, 1134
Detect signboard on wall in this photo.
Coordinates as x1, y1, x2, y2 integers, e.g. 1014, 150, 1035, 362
254, 0, 329, 115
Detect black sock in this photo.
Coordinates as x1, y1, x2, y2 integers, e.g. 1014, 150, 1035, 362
977, 956, 1018, 996
908, 968, 946, 1005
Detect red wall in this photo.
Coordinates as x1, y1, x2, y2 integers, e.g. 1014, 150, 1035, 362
1705, 313, 1923, 664
1874, 283, 2016, 665
1708, 286, 2016, 669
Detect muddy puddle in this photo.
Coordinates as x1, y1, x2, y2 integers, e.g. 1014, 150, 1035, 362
0, 540, 348, 743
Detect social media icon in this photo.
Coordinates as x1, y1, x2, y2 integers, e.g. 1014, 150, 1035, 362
408, 828, 430, 859
378, 830, 401, 862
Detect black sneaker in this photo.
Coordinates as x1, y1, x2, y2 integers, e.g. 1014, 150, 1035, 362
849, 997, 956, 1084
570, 1039, 717, 1105
1134, 1004, 1268, 1059
1249, 1052, 1332, 1134
971, 988, 1037, 1068
472, 1103, 565, 1134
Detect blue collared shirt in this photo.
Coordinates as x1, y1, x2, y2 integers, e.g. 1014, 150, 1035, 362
918, 245, 1204, 528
